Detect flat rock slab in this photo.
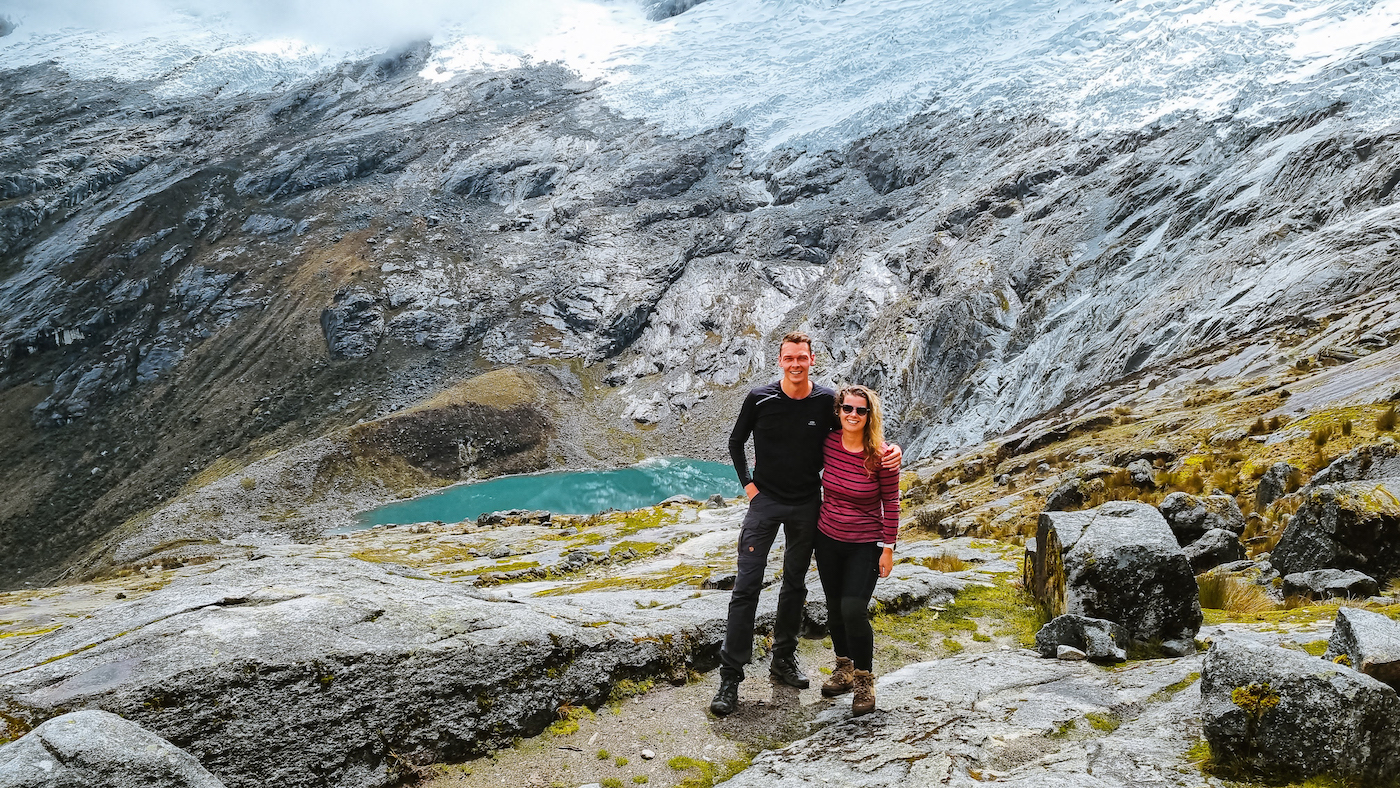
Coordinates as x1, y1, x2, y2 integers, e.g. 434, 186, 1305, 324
1327, 607, 1400, 690
0, 552, 961, 788
0, 709, 227, 788
721, 649, 1207, 787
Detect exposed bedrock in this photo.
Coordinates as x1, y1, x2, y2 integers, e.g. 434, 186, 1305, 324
4, 45, 1400, 583
0, 554, 958, 788
0, 710, 227, 788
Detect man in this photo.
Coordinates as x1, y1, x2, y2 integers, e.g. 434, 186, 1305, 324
710, 331, 900, 716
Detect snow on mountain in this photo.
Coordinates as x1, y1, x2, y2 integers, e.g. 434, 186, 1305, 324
4, 0, 1399, 150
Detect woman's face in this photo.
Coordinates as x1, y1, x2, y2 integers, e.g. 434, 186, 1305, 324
840, 393, 869, 435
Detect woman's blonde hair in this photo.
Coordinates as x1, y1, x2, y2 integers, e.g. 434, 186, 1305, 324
836, 385, 885, 476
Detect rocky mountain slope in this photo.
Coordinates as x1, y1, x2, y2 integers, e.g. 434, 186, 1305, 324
3, 35, 1399, 586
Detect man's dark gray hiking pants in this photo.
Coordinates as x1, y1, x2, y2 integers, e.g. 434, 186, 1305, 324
718, 493, 818, 680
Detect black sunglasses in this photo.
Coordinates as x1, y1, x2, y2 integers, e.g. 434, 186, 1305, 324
840, 404, 869, 416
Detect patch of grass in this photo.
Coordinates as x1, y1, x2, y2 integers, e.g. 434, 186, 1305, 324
1300, 639, 1329, 657
597, 749, 610, 760
1084, 711, 1121, 732
534, 563, 711, 596
667, 753, 754, 788
1378, 406, 1399, 433
609, 678, 655, 703
904, 553, 967, 573
239, 477, 256, 491
609, 541, 662, 557
873, 577, 1041, 656
632, 776, 649, 784
547, 705, 593, 736
1197, 575, 1279, 614
1048, 719, 1077, 738
1146, 671, 1201, 704
0, 625, 61, 639
602, 779, 624, 788
614, 757, 629, 767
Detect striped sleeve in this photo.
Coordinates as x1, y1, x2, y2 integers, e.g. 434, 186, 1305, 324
879, 460, 900, 546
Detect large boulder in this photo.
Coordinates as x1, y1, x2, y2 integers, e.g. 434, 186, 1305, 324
0, 710, 227, 788
1255, 461, 1299, 509
1282, 569, 1379, 600
1326, 607, 1400, 691
1201, 638, 1400, 784
1158, 492, 1245, 545
1038, 501, 1202, 645
1306, 439, 1400, 488
1042, 464, 1117, 512
1183, 528, 1246, 574
1271, 478, 1400, 584
1034, 614, 1127, 663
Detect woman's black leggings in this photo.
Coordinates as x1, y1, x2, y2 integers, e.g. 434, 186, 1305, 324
814, 531, 882, 672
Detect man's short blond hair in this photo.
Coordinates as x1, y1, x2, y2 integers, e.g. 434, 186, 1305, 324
780, 331, 813, 353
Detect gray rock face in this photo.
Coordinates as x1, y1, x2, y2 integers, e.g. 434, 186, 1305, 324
1041, 464, 1117, 512
1256, 461, 1298, 509
0, 710, 227, 788
1126, 458, 1154, 485
0, 551, 957, 788
1061, 501, 1202, 644
1182, 528, 1246, 574
319, 289, 384, 359
721, 649, 1207, 787
1034, 614, 1127, 663
1326, 607, 1400, 691
1201, 637, 1400, 784
1282, 569, 1379, 599
1158, 492, 1245, 545
1307, 440, 1400, 488
1271, 478, 1400, 584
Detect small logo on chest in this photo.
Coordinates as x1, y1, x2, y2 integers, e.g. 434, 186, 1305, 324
808, 420, 816, 426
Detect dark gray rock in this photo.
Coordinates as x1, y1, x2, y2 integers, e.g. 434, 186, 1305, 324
1306, 440, 1400, 488
1034, 614, 1127, 662
1061, 501, 1202, 645
1326, 607, 1400, 691
1183, 528, 1246, 574
238, 214, 294, 235
704, 494, 726, 508
319, 290, 384, 359
1158, 492, 1245, 545
1271, 478, 1400, 584
1256, 461, 1298, 509
1127, 458, 1155, 485
1201, 637, 1400, 784
1042, 464, 1117, 511
1282, 569, 1379, 599
0, 710, 227, 788
385, 309, 466, 351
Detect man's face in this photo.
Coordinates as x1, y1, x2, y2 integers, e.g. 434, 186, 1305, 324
778, 341, 813, 385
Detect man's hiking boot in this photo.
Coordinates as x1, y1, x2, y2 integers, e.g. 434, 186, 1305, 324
821, 656, 855, 697
709, 673, 741, 716
769, 653, 810, 689
852, 669, 876, 716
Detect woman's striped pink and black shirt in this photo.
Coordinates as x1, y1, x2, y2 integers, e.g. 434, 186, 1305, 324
817, 431, 900, 546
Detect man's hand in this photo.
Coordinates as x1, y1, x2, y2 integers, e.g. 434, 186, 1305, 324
879, 547, 894, 578
744, 482, 759, 500
879, 442, 902, 470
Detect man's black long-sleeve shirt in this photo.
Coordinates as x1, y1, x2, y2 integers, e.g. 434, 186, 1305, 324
728, 380, 840, 505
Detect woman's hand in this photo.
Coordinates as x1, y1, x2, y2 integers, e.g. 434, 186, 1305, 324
744, 482, 759, 499
879, 442, 902, 470
879, 547, 894, 578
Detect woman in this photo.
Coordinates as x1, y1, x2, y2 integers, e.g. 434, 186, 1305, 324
815, 385, 898, 715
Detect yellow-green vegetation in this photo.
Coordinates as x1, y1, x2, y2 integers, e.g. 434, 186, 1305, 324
902, 553, 967, 573
1084, 711, 1121, 733
487, 560, 542, 574
609, 541, 662, 557
0, 625, 61, 639
1230, 682, 1281, 715
1048, 719, 1077, 739
873, 578, 1041, 661
1146, 671, 1201, 704
667, 753, 754, 788
547, 705, 593, 736
614, 756, 629, 767
414, 367, 537, 411
608, 678, 655, 703
534, 563, 711, 596
1202, 598, 1400, 627
1300, 640, 1329, 657
239, 476, 257, 491
180, 456, 248, 494
597, 749, 610, 760
601, 779, 624, 788
1197, 575, 1279, 615
632, 776, 649, 784
1184, 738, 1212, 767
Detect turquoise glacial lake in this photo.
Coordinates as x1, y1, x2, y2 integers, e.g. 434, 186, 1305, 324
350, 457, 741, 530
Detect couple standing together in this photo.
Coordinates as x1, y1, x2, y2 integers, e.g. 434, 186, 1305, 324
711, 331, 901, 717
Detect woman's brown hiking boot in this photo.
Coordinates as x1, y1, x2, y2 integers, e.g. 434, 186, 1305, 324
852, 669, 876, 716
821, 656, 854, 697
